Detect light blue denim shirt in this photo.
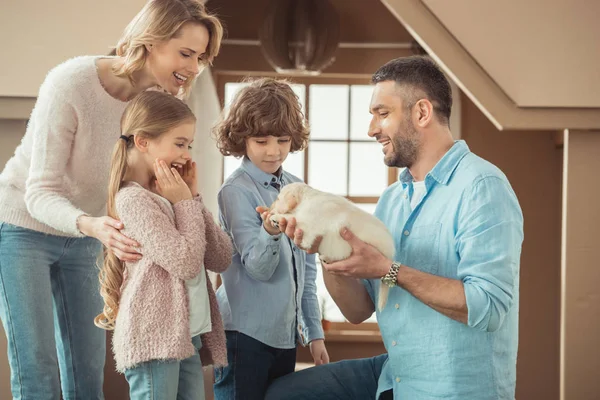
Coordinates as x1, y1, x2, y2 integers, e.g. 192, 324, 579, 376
216, 157, 324, 349
365, 141, 523, 399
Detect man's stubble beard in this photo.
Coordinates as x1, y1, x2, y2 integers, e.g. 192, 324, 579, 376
383, 118, 421, 169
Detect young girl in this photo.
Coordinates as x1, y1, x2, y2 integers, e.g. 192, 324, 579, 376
0, 1, 222, 397
94, 91, 232, 399
212, 78, 330, 400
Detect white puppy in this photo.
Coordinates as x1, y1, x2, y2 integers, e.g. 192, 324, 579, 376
269, 182, 395, 311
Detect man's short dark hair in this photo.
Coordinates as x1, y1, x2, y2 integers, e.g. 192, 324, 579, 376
372, 56, 452, 125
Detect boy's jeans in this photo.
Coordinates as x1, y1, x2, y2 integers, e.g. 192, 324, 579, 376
213, 330, 297, 400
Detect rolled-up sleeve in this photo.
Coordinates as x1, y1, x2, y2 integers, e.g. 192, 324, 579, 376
456, 176, 524, 332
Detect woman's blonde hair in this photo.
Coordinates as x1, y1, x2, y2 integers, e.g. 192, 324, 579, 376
94, 90, 195, 330
112, 0, 223, 96
213, 77, 310, 157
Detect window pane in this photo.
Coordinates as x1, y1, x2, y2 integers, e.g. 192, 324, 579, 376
291, 84, 306, 114
350, 85, 374, 140
284, 150, 305, 181
349, 142, 388, 196
224, 82, 250, 109
316, 260, 377, 323
308, 142, 348, 195
223, 156, 243, 181
316, 261, 347, 322
309, 85, 349, 140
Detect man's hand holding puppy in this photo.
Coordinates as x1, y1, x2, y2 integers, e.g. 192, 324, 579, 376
277, 221, 469, 325
319, 228, 391, 280
268, 213, 389, 279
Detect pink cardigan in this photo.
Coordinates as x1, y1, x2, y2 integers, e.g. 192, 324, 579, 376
112, 182, 232, 372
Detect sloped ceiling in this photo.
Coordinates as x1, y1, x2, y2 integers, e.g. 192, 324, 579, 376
383, 0, 600, 130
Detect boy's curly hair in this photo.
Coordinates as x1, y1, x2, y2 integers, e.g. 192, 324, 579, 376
213, 77, 310, 157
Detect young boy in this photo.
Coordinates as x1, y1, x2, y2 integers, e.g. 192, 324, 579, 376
212, 78, 329, 400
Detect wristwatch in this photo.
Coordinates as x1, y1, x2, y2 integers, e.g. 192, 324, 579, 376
381, 262, 401, 287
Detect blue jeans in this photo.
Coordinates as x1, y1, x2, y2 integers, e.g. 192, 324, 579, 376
0, 222, 105, 399
124, 334, 205, 400
265, 354, 391, 400
213, 331, 297, 400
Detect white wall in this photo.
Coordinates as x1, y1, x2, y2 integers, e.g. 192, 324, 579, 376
187, 69, 224, 217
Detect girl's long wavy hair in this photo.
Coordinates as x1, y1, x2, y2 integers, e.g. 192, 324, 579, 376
94, 91, 195, 330
111, 0, 223, 97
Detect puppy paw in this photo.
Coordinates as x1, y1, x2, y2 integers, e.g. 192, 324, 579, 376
319, 255, 332, 264
269, 214, 281, 228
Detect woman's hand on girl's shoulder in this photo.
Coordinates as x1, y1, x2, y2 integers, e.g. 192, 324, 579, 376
77, 215, 142, 262
154, 159, 193, 204
309, 339, 330, 366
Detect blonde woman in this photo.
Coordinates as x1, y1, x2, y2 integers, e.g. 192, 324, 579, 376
96, 91, 231, 399
0, 1, 222, 398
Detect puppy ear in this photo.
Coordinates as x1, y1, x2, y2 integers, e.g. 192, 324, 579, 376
287, 197, 298, 211
277, 192, 297, 214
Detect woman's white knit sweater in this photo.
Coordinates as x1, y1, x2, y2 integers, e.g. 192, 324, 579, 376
0, 56, 129, 237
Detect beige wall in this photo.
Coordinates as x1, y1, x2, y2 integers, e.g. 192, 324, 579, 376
422, 0, 600, 108
0, 120, 26, 167
382, 0, 600, 131
561, 130, 600, 400
0, 0, 146, 97
461, 94, 562, 400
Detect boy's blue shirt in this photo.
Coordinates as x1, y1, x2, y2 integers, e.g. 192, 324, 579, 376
216, 156, 324, 348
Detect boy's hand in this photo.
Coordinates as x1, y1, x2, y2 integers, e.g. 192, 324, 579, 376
256, 206, 280, 236
309, 339, 330, 366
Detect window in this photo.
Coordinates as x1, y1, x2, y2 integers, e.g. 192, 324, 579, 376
217, 74, 398, 324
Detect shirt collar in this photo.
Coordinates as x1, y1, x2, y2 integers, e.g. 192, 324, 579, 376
242, 156, 285, 188
400, 140, 470, 186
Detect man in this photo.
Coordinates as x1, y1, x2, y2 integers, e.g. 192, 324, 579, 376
265, 56, 524, 400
